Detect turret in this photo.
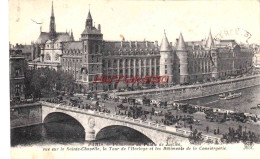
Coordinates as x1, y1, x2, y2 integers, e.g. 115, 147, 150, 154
159, 30, 174, 84
176, 33, 189, 84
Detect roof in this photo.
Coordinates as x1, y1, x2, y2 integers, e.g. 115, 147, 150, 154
62, 41, 83, 50
13, 44, 32, 53
176, 33, 186, 50
81, 27, 102, 35
160, 31, 172, 52
103, 40, 158, 52
36, 32, 70, 44
36, 32, 50, 44
56, 32, 71, 42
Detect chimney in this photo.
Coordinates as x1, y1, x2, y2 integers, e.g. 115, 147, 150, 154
129, 41, 132, 48
154, 41, 158, 47
145, 41, 148, 47
98, 24, 101, 31
135, 41, 138, 48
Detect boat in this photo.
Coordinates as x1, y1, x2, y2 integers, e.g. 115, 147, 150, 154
221, 92, 242, 100
257, 104, 260, 108
219, 93, 226, 98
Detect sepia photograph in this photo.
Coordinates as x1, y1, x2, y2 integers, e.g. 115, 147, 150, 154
8, 0, 260, 158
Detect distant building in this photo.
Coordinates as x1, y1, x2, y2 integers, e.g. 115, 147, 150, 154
11, 44, 33, 61
28, 2, 74, 71
10, 49, 25, 101
27, 3, 254, 92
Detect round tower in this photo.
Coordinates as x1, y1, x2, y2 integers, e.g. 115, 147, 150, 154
159, 30, 174, 84
176, 33, 189, 84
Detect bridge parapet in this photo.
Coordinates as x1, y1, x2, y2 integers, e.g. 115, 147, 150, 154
40, 101, 221, 144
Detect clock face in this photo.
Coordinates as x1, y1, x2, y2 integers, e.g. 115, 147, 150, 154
55, 54, 59, 61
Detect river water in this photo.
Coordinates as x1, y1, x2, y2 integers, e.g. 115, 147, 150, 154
11, 85, 260, 147
11, 120, 154, 147
181, 85, 260, 115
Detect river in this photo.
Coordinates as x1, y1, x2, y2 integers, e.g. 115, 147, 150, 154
11, 120, 154, 147
181, 85, 260, 115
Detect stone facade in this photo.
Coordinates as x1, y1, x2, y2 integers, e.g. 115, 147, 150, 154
9, 49, 25, 101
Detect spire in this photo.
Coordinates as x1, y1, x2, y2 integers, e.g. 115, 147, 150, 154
87, 10, 92, 20
51, 1, 54, 17
70, 29, 74, 41
49, 1, 56, 39
86, 9, 93, 27
206, 29, 214, 48
177, 33, 186, 50
160, 30, 172, 52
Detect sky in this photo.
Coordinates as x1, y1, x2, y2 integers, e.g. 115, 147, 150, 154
9, 0, 260, 45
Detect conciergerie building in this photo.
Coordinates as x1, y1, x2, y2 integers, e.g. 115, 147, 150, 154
28, 3, 253, 92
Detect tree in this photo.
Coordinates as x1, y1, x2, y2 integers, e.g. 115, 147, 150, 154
23, 67, 76, 99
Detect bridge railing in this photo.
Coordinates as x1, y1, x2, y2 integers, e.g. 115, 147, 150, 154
40, 101, 221, 143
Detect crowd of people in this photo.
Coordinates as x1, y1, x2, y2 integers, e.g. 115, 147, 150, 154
221, 126, 259, 144
43, 94, 260, 144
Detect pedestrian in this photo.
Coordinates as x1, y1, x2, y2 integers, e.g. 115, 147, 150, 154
206, 126, 209, 133
190, 125, 192, 131
214, 129, 216, 135
217, 127, 220, 134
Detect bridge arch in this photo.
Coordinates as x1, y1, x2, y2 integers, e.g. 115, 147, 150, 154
43, 112, 84, 128
95, 124, 156, 145
42, 112, 86, 141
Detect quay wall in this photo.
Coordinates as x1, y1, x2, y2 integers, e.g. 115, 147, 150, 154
10, 103, 42, 129
115, 75, 260, 101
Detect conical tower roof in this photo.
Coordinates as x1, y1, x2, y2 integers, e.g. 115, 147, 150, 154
87, 10, 92, 19
177, 33, 186, 50
160, 30, 172, 52
206, 30, 214, 48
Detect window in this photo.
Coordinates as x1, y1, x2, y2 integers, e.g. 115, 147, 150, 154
46, 54, 51, 61
15, 68, 20, 76
165, 65, 167, 69
165, 69, 167, 74
15, 84, 20, 95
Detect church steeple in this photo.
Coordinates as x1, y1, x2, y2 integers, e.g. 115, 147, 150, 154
49, 1, 56, 39
86, 10, 93, 28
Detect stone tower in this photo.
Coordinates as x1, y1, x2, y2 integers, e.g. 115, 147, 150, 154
176, 33, 189, 84
159, 30, 174, 84
81, 10, 103, 91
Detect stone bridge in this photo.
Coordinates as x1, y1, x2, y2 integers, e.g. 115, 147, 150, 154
40, 101, 220, 145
